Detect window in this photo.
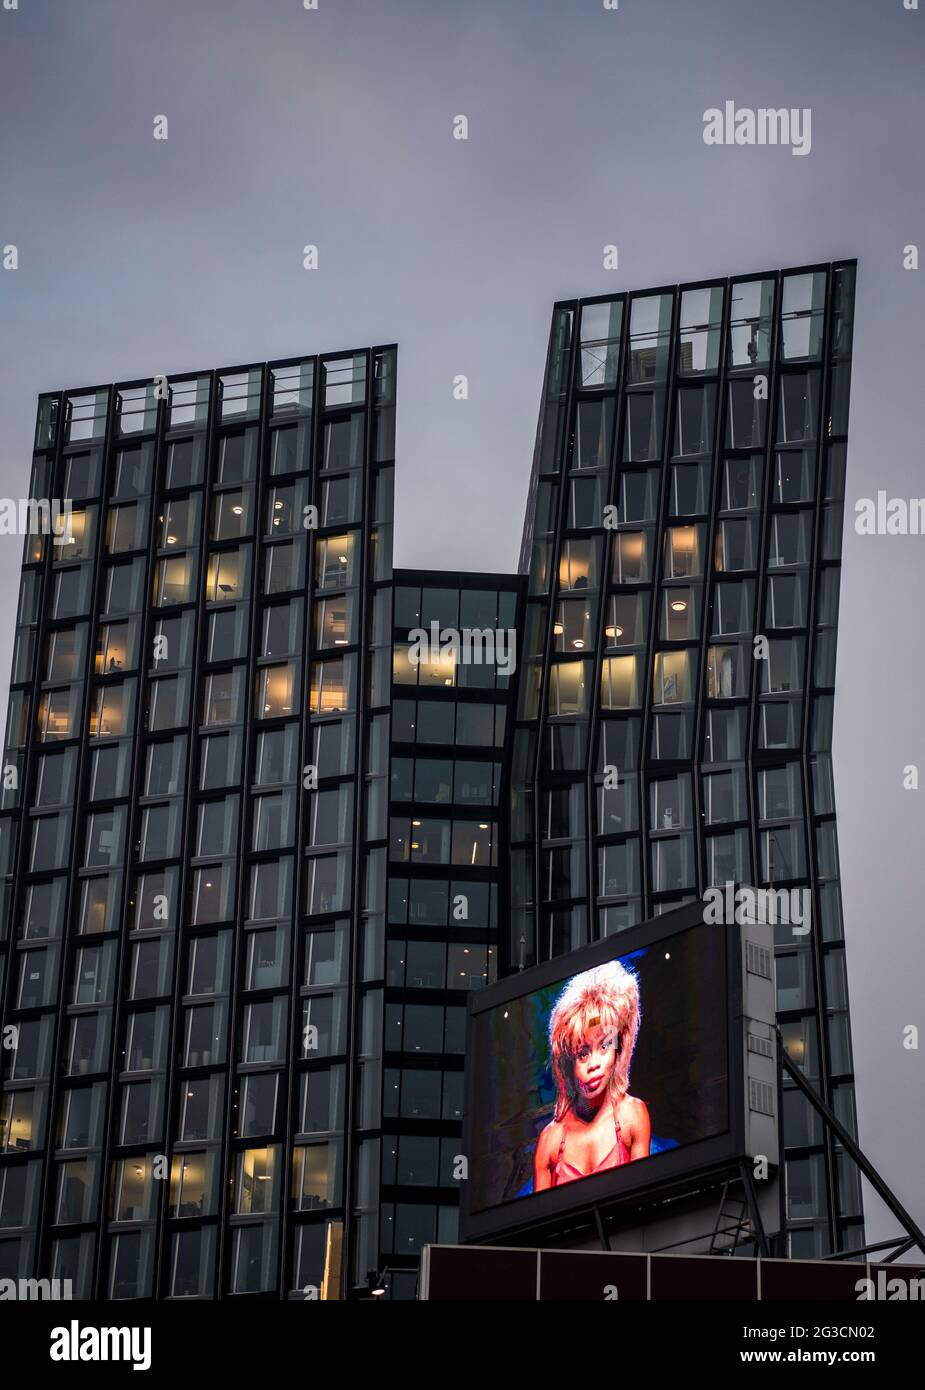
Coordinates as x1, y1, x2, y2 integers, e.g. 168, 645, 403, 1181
652, 650, 694, 704
187, 934, 232, 995
58, 1084, 106, 1150
169, 1228, 215, 1297
181, 1002, 228, 1068
558, 539, 599, 592
151, 612, 194, 671
241, 1073, 279, 1138
195, 797, 239, 858
314, 534, 357, 590
147, 674, 191, 731
158, 495, 199, 549
252, 789, 296, 851
112, 446, 153, 498
712, 581, 754, 637
190, 865, 234, 924
706, 644, 747, 700
258, 662, 298, 718
202, 669, 243, 726
313, 593, 355, 650
95, 620, 137, 675
55, 1158, 100, 1225
726, 379, 767, 449
44, 627, 86, 683
124, 1008, 169, 1073
548, 661, 589, 716
106, 503, 147, 554
663, 525, 703, 579
211, 489, 252, 541
128, 937, 173, 1000
79, 874, 121, 933
241, 999, 287, 1064
253, 726, 298, 787
88, 681, 134, 738
72, 942, 115, 1005
612, 531, 649, 583
309, 657, 354, 715
248, 859, 293, 922
262, 600, 303, 658
165, 436, 205, 486
600, 655, 640, 710
144, 738, 186, 797
179, 1076, 224, 1142
37, 688, 80, 742
578, 301, 622, 388
714, 519, 758, 572
235, 1146, 280, 1215
85, 808, 125, 867
703, 769, 747, 825
205, 603, 248, 661
306, 785, 352, 847
266, 482, 306, 535
112, 1156, 157, 1223
659, 587, 698, 640
245, 928, 288, 990
264, 541, 304, 595
674, 384, 715, 457
230, 1222, 278, 1294
205, 547, 249, 604
304, 924, 348, 987
132, 868, 179, 930
169, 1151, 219, 1219
200, 730, 243, 790
153, 555, 194, 607
216, 428, 257, 481
304, 852, 351, 915
322, 412, 364, 470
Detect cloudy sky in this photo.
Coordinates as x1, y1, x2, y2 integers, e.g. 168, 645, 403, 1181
1, 0, 923, 1256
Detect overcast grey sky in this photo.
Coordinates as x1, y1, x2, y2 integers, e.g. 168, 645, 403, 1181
2, 0, 924, 1256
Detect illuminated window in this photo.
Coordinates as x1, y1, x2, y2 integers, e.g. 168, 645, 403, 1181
205, 547, 248, 603
314, 534, 357, 590
652, 650, 694, 705
663, 525, 703, 579
309, 657, 353, 715
612, 531, 649, 583
154, 554, 193, 606
258, 662, 297, 719
89, 681, 134, 738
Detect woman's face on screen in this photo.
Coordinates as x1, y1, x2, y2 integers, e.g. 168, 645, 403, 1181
572, 1024, 618, 1103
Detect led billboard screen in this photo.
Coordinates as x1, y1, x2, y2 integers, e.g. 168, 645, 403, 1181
464, 911, 732, 1233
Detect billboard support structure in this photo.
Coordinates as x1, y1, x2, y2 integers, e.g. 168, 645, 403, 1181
710, 1158, 772, 1257
779, 1042, 925, 1262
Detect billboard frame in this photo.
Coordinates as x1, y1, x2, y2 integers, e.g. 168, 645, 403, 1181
460, 900, 754, 1245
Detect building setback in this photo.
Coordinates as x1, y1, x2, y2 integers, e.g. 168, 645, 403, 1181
0, 260, 861, 1298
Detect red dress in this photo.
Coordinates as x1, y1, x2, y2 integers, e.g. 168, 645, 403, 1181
552, 1105, 629, 1186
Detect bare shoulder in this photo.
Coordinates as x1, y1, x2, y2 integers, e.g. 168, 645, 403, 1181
618, 1095, 649, 1125
536, 1117, 563, 1157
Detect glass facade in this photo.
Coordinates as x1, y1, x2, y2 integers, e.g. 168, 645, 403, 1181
1, 348, 398, 1299
513, 262, 860, 1259
0, 261, 860, 1296
383, 574, 519, 1296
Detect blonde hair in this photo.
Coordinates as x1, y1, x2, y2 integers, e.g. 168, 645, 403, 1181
548, 960, 641, 1120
